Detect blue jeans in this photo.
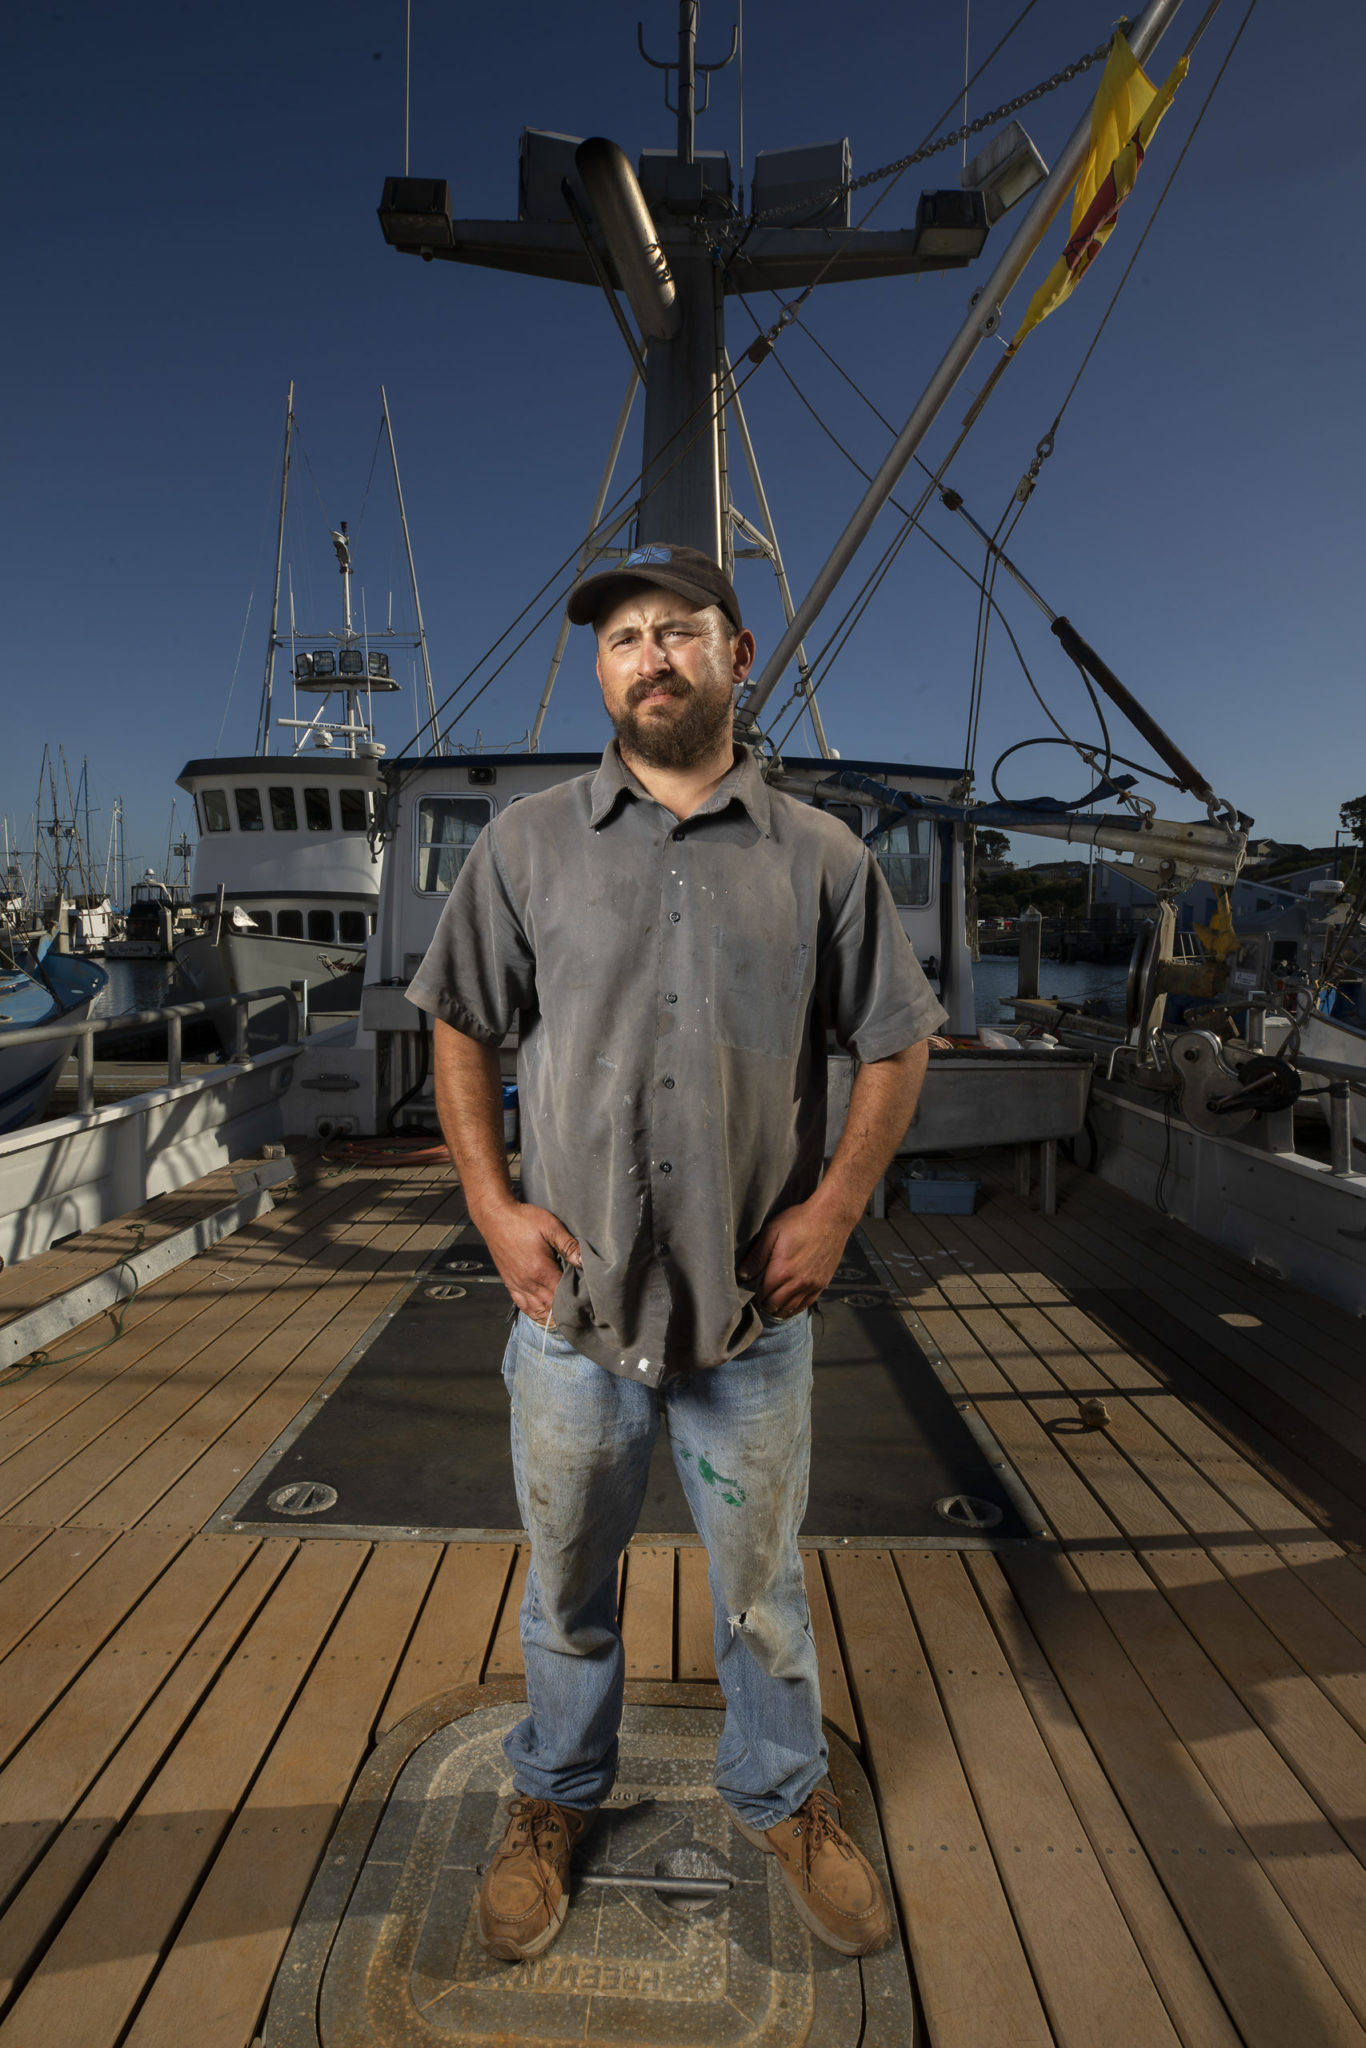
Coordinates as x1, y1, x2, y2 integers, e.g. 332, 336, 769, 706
500, 1309, 826, 1829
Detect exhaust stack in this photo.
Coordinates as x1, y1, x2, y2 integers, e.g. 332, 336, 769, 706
575, 137, 681, 343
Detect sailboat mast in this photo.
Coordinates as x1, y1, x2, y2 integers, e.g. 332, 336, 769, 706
257, 380, 295, 755
381, 387, 442, 754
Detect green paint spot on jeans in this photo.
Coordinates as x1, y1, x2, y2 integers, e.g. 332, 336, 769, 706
696, 1453, 746, 1506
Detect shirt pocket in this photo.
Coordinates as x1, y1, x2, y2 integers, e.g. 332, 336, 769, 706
710, 926, 810, 1056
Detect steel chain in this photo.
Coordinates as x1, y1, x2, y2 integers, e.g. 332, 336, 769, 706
736, 39, 1113, 229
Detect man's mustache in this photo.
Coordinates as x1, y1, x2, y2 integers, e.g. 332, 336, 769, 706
626, 677, 690, 707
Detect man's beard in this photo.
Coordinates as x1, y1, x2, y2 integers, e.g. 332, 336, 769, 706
610, 678, 735, 769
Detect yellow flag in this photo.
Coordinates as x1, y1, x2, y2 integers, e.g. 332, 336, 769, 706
1010, 31, 1188, 351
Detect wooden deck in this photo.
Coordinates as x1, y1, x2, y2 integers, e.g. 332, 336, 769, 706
0, 1148, 1364, 2046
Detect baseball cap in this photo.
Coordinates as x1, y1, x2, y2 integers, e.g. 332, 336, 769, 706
566, 542, 743, 631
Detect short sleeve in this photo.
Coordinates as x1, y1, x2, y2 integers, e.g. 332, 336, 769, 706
406, 825, 537, 1041
820, 851, 947, 1060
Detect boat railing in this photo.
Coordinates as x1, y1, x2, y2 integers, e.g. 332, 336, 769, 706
1, 985, 303, 1114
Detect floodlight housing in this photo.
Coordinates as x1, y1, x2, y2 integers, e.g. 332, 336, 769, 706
960, 121, 1048, 225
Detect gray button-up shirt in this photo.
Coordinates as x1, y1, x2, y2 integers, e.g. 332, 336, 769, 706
409, 744, 946, 1384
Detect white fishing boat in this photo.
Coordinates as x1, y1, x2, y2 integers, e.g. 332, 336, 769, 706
174, 387, 441, 1046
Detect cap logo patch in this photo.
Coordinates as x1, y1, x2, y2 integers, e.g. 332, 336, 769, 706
623, 545, 674, 567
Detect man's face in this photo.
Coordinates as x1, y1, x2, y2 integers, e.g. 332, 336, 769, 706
595, 587, 755, 770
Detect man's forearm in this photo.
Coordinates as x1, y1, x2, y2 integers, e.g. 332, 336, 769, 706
432, 1019, 515, 1226
817, 1039, 930, 1225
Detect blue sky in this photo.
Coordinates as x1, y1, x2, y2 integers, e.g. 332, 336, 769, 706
5, 0, 1364, 888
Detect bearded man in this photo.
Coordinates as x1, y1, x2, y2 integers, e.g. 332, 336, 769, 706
409, 542, 946, 1966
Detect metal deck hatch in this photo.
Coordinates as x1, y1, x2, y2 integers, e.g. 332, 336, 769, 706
264, 1687, 914, 2047
213, 1228, 1042, 1548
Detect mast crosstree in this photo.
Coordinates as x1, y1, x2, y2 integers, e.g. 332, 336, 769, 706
378, 1, 994, 744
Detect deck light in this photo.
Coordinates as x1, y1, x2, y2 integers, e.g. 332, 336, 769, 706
368, 651, 392, 681
294, 652, 315, 682
338, 649, 365, 677
311, 649, 336, 678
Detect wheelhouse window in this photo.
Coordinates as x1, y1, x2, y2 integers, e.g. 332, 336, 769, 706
304, 787, 332, 831
870, 817, 934, 905
307, 909, 335, 942
338, 910, 368, 944
202, 789, 230, 833
234, 787, 264, 832
269, 787, 298, 831
339, 788, 369, 832
416, 797, 492, 893
819, 801, 863, 836
277, 909, 303, 937
252, 910, 273, 935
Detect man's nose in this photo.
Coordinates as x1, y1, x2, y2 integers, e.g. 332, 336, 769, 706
635, 633, 671, 675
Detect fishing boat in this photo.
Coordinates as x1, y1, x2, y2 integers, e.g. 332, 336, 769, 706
0, 925, 106, 1133
174, 387, 441, 1046
3, 9, 1366, 2048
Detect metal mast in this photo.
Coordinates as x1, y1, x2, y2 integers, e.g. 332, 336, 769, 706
257, 381, 295, 755
381, 387, 443, 754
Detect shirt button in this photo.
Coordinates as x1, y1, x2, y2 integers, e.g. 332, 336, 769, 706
664, 992, 677, 1004
669, 911, 681, 923
659, 1160, 673, 1174
662, 1075, 675, 1088
672, 828, 685, 841
657, 1242, 670, 1257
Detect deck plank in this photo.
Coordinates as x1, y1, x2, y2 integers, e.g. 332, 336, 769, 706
1004, 1548, 1366, 2048
0, 1530, 186, 1769
802, 1552, 859, 1757
674, 1543, 717, 1681
131, 1215, 463, 1531
0, 1530, 115, 1661
1, 1189, 462, 1529
0, 1195, 411, 1521
120, 1543, 440, 2048
0, 1540, 295, 2015
378, 1541, 515, 1735
965, 1551, 1243, 2048
484, 1547, 529, 1677
823, 1546, 1053, 2048
0, 1540, 368, 2048
897, 1548, 1182, 2048
0, 1535, 258, 1913
620, 1545, 674, 1681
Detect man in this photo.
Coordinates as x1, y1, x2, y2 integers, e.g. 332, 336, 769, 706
409, 542, 946, 1966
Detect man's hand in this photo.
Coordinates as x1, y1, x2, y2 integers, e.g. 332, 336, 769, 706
739, 1190, 855, 1319
480, 1199, 582, 1323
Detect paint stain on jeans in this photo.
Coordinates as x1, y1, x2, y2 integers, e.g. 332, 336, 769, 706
679, 1447, 746, 1506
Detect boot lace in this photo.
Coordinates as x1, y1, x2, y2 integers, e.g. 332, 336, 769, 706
788, 1789, 853, 1880
504, 1798, 573, 1906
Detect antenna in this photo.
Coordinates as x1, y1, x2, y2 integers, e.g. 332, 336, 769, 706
637, 2, 737, 165
257, 381, 295, 755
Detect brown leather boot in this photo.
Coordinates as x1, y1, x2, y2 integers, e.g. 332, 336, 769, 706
477, 1797, 596, 1961
727, 1787, 892, 1956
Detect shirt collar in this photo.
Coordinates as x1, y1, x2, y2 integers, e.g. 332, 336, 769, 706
589, 741, 773, 835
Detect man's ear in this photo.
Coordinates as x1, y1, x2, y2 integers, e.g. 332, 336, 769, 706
731, 628, 757, 688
